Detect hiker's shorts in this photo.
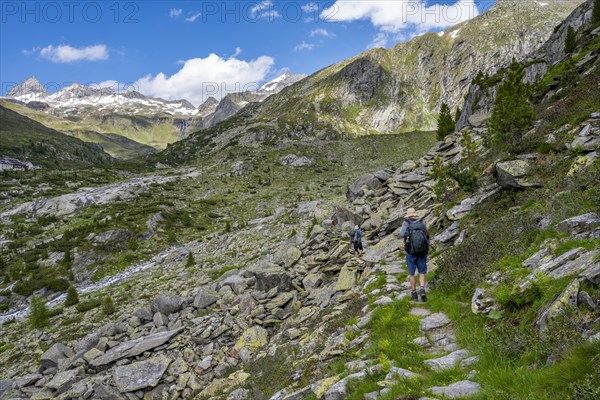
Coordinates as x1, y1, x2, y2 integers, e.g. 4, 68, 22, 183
353, 241, 363, 252
406, 254, 427, 275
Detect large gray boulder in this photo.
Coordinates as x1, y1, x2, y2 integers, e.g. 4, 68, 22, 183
45, 368, 81, 394
346, 174, 383, 201
91, 328, 182, 367
72, 322, 128, 352
247, 263, 292, 292
39, 343, 73, 371
150, 294, 187, 316
93, 383, 125, 400
556, 213, 600, 236
113, 356, 172, 393
331, 206, 363, 227
495, 160, 542, 189
0, 380, 14, 396
193, 288, 219, 309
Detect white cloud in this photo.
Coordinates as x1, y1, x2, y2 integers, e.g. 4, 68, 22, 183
251, 1, 281, 19
231, 47, 243, 58
38, 44, 109, 63
310, 28, 336, 38
185, 13, 201, 22
302, 3, 319, 13
21, 47, 40, 55
321, 0, 479, 33
368, 33, 389, 49
134, 53, 274, 106
169, 8, 182, 18
294, 41, 317, 52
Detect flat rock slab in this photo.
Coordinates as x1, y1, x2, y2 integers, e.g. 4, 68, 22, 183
429, 380, 481, 398
410, 308, 432, 318
420, 313, 451, 331
424, 349, 470, 372
91, 328, 182, 367
113, 355, 171, 393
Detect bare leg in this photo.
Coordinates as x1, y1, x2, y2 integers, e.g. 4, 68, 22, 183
409, 275, 417, 291
419, 274, 426, 288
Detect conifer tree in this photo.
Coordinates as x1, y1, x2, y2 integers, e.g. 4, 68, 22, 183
436, 103, 455, 141
564, 26, 577, 54
593, 0, 600, 26
29, 296, 49, 329
65, 286, 79, 307
455, 107, 462, 124
489, 60, 535, 146
186, 251, 195, 267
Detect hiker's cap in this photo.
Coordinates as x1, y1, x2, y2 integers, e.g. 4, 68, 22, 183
354, 225, 359, 230
406, 208, 418, 218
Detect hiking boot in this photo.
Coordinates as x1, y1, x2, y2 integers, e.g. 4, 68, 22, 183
411, 291, 418, 302
419, 288, 427, 303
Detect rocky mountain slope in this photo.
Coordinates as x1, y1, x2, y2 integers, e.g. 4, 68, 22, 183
161, 0, 584, 164
0, 1, 599, 399
0, 105, 113, 168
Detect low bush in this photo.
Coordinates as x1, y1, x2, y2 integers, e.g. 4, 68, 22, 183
76, 298, 102, 313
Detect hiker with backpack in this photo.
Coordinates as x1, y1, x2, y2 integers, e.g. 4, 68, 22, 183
350, 225, 365, 257
400, 208, 430, 302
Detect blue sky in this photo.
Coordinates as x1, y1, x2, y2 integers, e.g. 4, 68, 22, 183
0, 1, 495, 105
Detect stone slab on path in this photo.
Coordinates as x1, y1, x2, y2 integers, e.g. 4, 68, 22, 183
420, 312, 451, 331
424, 349, 470, 372
429, 380, 481, 398
410, 307, 432, 318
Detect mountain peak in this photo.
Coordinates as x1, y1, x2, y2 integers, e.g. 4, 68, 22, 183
6, 76, 48, 100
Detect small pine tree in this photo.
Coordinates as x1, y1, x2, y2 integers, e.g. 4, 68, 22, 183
65, 286, 79, 307
102, 296, 115, 315
224, 220, 231, 233
561, 57, 579, 88
61, 249, 72, 268
455, 107, 462, 124
436, 103, 455, 141
564, 26, 577, 54
460, 131, 478, 163
186, 252, 195, 267
489, 60, 535, 146
593, 0, 600, 26
29, 296, 49, 329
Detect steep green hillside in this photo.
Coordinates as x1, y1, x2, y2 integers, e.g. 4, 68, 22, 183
0, 105, 113, 168
1, 101, 158, 159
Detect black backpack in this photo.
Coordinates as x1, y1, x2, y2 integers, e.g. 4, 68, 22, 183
404, 219, 429, 255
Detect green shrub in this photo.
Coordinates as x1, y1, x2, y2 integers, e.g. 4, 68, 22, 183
13, 277, 70, 297
76, 298, 102, 313
64, 286, 79, 307
102, 296, 115, 315
496, 282, 544, 311
29, 296, 49, 329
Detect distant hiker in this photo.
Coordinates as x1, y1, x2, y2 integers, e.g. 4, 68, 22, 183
350, 225, 365, 257
400, 208, 430, 302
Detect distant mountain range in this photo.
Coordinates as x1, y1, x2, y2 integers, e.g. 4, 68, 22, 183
2, 72, 306, 152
